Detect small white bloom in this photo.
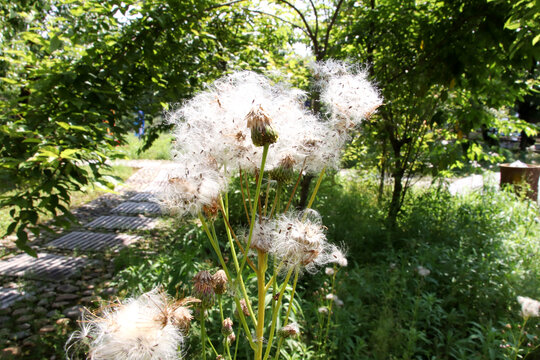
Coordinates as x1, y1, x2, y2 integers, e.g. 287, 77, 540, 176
326, 293, 335, 300
334, 298, 344, 307
517, 296, 540, 319
325, 267, 335, 276
416, 266, 431, 277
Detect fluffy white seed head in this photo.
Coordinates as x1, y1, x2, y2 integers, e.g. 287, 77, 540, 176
312, 60, 382, 130
269, 210, 346, 273
68, 289, 188, 360
167, 69, 366, 177
160, 158, 227, 217
517, 296, 540, 319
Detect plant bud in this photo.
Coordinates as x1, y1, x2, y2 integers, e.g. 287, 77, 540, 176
269, 155, 295, 183
192, 270, 215, 308
278, 322, 300, 338
173, 306, 193, 333
213, 269, 228, 295
227, 332, 236, 345
245, 104, 278, 147
222, 317, 234, 336
234, 298, 251, 318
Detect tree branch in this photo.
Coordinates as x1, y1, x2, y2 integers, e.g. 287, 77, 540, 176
274, 0, 319, 55
322, 0, 345, 59
205, 0, 245, 11
246, 8, 308, 36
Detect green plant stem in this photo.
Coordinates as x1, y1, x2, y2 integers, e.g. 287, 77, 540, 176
256, 250, 268, 360
322, 266, 338, 350
239, 168, 252, 225
208, 217, 257, 325
284, 160, 306, 213
241, 144, 269, 273
234, 326, 242, 360
262, 267, 295, 360
201, 308, 207, 360
269, 269, 299, 360
263, 179, 271, 217
269, 183, 281, 219
305, 167, 326, 213
207, 337, 219, 357
198, 213, 257, 350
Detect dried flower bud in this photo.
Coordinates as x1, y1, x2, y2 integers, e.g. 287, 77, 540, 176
235, 298, 251, 318
213, 269, 228, 295
222, 317, 234, 336
245, 104, 278, 147
269, 155, 295, 183
216, 355, 224, 360
192, 270, 215, 308
202, 198, 220, 220
278, 322, 300, 338
173, 306, 193, 333
227, 332, 236, 345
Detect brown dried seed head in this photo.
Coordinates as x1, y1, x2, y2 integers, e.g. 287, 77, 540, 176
212, 269, 228, 295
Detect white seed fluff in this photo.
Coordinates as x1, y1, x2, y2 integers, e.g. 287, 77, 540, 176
69, 289, 185, 360
517, 296, 540, 319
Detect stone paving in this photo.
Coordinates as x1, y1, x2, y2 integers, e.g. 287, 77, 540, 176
0, 160, 172, 356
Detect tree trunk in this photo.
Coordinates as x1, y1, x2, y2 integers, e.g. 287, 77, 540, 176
298, 174, 314, 209
388, 168, 404, 227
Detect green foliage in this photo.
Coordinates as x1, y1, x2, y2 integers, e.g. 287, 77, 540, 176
0, 0, 264, 252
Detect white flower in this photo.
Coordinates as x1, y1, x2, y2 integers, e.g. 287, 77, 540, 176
68, 289, 189, 360
517, 296, 540, 319
416, 266, 431, 277
269, 210, 345, 273
326, 293, 335, 300
325, 267, 335, 276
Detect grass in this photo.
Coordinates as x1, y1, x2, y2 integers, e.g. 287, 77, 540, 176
115, 133, 173, 160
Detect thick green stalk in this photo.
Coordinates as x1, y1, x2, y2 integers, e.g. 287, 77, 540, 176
255, 250, 268, 360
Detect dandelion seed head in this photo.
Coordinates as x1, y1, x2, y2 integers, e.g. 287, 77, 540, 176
160, 159, 226, 217
269, 210, 344, 273
517, 296, 540, 319
312, 60, 382, 129
68, 289, 185, 360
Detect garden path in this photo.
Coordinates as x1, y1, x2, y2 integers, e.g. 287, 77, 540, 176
0, 160, 174, 349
